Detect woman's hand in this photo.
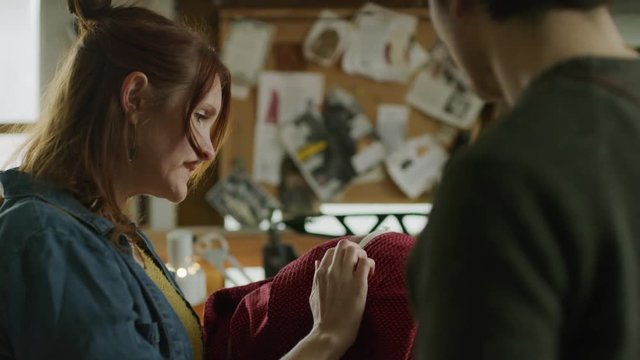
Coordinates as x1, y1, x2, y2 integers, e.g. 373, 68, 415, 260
282, 238, 375, 360
310, 238, 375, 352
283, 240, 375, 359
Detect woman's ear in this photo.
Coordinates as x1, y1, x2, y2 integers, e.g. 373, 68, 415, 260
120, 71, 149, 125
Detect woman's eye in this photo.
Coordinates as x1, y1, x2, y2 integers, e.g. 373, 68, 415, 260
194, 112, 206, 123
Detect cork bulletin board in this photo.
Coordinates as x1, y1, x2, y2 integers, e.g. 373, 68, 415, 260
218, 7, 447, 204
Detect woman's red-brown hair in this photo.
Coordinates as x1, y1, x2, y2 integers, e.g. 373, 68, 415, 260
20, 0, 231, 243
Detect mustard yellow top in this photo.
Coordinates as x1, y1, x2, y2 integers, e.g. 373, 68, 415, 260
137, 245, 203, 360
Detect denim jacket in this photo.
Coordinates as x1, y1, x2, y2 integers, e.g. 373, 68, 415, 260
0, 169, 195, 359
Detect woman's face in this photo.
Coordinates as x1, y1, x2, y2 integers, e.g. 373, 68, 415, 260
131, 76, 222, 203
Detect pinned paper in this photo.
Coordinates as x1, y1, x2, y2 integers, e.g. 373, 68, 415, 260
222, 19, 275, 100
406, 42, 484, 129
253, 72, 325, 185
303, 10, 353, 67
376, 104, 409, 153
342, 3, 420, 83
280, 88, 386, 201
385, 134, 448, 199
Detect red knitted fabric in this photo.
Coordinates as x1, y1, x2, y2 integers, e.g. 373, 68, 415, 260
203, 232, 416, 360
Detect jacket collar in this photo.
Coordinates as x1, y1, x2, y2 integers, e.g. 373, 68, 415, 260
0, 168, 115, 236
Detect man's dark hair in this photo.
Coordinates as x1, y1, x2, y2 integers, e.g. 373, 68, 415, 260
483, 0, 610, 20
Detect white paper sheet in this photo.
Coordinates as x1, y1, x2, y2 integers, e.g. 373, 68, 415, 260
406, 69, 484, 129
253, 72, 325, 185
303, 10, 354, 67
279, 88, 386, 201
342, 3, 419, 83
408, 42, 430, 74
222, 20, 275, 100
376, 104, 409, 153
385, 134, 448, 199
405, 42, 484, 129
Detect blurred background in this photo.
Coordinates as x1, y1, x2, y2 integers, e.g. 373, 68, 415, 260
1, 0, 638, 314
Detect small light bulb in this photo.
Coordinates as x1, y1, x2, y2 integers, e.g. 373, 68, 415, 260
176, 268, 188, 278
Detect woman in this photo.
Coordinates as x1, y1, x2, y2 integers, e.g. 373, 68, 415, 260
0, 0, 375, 359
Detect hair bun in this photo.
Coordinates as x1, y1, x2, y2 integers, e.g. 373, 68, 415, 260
67, 0, 112, 21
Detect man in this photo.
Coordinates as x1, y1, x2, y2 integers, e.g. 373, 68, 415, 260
408, 1, 640, 359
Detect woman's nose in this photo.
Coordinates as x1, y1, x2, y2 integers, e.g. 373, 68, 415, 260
199, 135, 215, 161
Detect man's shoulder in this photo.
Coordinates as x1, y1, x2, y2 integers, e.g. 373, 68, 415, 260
465, 65, 640, 177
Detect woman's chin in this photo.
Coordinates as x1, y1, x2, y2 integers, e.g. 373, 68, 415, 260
157, 184, 188, 204
169, 190, 188, 203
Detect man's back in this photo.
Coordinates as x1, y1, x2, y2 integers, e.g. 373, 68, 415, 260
408, 57, 640, 359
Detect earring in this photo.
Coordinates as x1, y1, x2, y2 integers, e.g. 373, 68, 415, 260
128, 123, 137, 162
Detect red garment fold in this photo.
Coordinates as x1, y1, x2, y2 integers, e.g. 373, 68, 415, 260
203, 232, 416, 360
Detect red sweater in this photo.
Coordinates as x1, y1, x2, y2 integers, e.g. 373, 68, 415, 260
203, 232, 416, 359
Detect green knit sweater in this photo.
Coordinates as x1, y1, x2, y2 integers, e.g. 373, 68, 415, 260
408, 57, 640, 360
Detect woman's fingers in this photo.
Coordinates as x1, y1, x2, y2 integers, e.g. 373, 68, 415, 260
318, 240, 375, 277
317, 247, 334, 274
355, 257, 376, 283
342, 244, 367, 272
312, 260, 320, 288
308, 239, 375, 354
331, 239, 351, 271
